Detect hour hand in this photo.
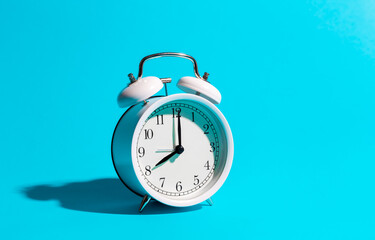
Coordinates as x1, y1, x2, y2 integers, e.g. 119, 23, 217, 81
153, 145, 184, 170
153, 151, 178, 169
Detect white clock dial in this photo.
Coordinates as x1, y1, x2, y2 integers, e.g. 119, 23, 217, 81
136, 101, 222, 197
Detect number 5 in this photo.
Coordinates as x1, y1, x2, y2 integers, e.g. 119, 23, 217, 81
194, 175, 199, 185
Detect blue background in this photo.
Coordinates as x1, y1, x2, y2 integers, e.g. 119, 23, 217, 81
1, 0, 375, 239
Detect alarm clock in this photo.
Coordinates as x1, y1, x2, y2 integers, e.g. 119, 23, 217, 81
111, 52, 234, 212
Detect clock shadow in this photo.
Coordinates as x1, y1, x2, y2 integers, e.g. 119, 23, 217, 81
21, 178, 202, 215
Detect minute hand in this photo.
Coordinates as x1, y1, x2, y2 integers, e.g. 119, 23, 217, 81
177, 112, 182, 146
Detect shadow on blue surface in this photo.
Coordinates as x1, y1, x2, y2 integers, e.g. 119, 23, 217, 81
21, 178, 202, 215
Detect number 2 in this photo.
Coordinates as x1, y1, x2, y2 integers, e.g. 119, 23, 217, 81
203, 124, 209, 134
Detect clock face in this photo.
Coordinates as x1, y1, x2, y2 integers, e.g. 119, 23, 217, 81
135, 100, 227, 198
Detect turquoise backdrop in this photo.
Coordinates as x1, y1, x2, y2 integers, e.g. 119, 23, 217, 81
1, 0, 375, 239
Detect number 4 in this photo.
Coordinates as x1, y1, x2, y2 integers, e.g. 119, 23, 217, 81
204, 161, 210, 170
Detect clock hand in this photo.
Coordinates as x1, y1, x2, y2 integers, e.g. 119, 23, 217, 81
172, 114, 177, 148
153, 145, 184, 169
155, 149, 174, 153
153, 151, 178, 169
177, 111, 182, 146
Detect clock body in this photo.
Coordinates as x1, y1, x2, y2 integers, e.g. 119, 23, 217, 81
111, 93, 233, 207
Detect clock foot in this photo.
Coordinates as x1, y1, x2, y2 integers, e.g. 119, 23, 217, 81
206, 198, 213, 206
139, 195, 152, 213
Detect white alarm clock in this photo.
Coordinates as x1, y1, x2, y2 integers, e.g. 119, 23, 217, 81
111, 52, 234, 212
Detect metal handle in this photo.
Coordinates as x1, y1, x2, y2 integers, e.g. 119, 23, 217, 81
137, 52, 203, 80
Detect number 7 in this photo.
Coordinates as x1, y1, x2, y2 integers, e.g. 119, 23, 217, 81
159, 177, 165, 188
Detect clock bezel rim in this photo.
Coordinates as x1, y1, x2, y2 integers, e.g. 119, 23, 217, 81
131, 93, 234, 207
